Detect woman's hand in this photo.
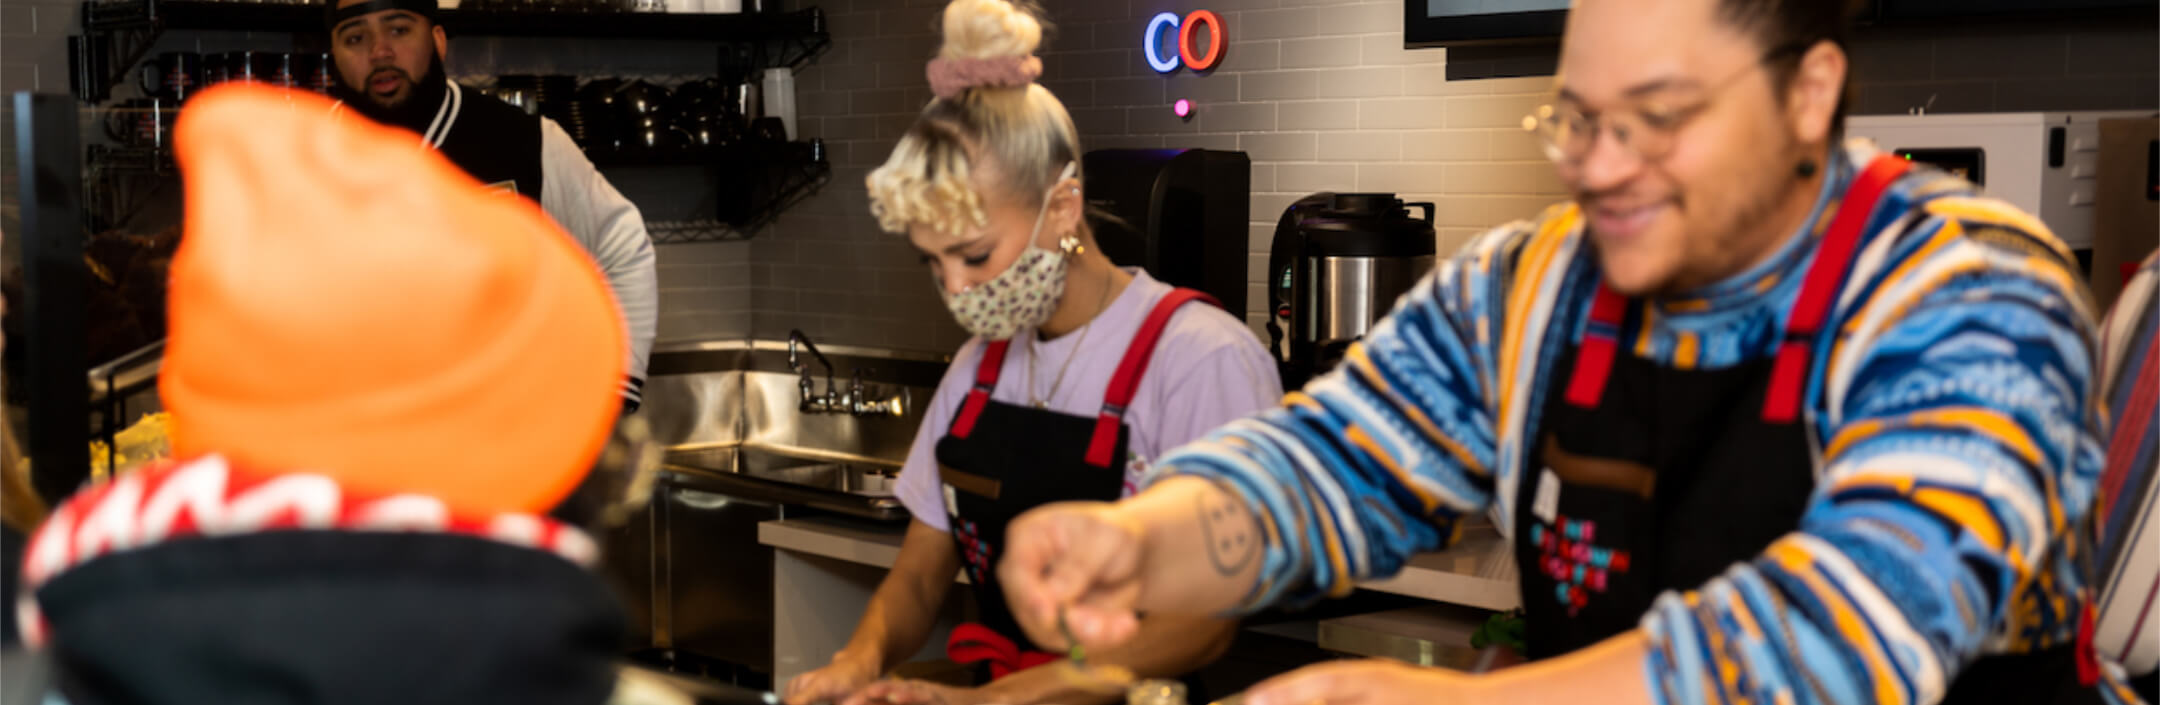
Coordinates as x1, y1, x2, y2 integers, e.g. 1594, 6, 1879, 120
837, 679, 987, 705
1244, 659, 1487, 705
784, 651, 881, 705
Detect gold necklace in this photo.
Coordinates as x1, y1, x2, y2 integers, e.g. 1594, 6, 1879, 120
1029, 267, 1116, 409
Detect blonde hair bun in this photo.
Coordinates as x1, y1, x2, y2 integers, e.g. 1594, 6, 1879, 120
939, 0, 1043, 60
867, 0, 1079, 238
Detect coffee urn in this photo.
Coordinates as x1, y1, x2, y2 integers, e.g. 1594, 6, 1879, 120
1267, 193, 1437, 388
1082, 148, 1253, 318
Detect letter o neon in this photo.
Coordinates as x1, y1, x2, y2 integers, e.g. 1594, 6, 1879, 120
1177, 10, 1224, 72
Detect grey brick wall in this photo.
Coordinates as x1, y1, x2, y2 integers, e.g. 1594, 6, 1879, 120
762, 2, 2159, 353
765, 0, 1567, 352
3, 1, 2154, 353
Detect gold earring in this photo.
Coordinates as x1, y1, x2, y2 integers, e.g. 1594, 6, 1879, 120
1058, 235, 1083, 256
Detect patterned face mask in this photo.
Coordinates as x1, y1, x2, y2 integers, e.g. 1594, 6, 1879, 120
938, 162, 1078, 340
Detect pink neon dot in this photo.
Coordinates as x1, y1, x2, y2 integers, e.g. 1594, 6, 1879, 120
1173, 99, 1192, 118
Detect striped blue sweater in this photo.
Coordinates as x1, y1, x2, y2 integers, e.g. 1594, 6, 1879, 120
1151, 142, 2110, 705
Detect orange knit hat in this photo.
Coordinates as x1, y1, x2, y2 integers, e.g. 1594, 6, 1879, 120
160, 83, 626, 517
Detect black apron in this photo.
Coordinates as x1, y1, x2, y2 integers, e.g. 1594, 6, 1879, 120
934, 288, 1218, 683
1512, 155, 2095, 704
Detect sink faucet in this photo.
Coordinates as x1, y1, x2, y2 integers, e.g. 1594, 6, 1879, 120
787, 330, 911, 417
788, 329, 840, 413
849, 368, 911, 417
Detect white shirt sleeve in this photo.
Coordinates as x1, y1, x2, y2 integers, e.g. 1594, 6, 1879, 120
537, 117, 658, 405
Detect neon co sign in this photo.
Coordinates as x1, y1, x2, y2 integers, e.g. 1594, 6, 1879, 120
1142, 10, 1226, 74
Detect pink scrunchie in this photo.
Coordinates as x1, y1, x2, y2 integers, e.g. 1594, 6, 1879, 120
926, 55, 1044, 100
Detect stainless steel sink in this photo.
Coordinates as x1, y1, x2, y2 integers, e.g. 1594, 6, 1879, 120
604, 339, 945, 676
660, 445, 905, 520
751, 463, 897, 497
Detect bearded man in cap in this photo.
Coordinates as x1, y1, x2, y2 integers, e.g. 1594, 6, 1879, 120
325, 0, 658, 412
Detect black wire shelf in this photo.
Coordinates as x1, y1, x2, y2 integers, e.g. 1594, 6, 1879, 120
72, 1, 829, 103
83, 139, 831, 244
84, 0, 825, 41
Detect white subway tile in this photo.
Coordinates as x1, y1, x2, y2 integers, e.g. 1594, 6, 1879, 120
1313, 2, 1399, 36
1317, 67, 1404, 98
1479, 75, 1559, 96
1249, 223, 1277, 252
1279, 100, 1358, 130
1360, 34, 1447, 67
1198, 102, 1277, 132
1318, 132, 1402, 162
1402, 66, 1505, 96
1356, 163, 1448, 193
1167, 72, 1243, 104
1277, 163, 1358, 193
1233, 7, 1322, 41
1070, 107, 1129, 137
1443, 162, 1568, 196
1128, 104, 1203, 134
1094, 134, 1167, 149
1182, 133, 1243, 151
1239, 131, 1318, 161
1221, 40, 1281, 72
1446, 93, 1547, 129
1098, 76, 1168, 107
1240, 70, 1319, 101
1358, 96, 1447, 130
1489, 128, 1552, 161
1401, 130, 1491, 161
1280, 36, 1364, 70
1249, 191, 1308, 222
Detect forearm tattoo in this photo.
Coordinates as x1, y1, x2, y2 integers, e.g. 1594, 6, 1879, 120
1196, 490, 1258, 577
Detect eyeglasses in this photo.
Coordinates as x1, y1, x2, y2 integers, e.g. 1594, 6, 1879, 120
1522, 44, 1808, 165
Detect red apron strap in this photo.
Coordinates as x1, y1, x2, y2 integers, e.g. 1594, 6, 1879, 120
951, 340, 1011, 439
1084, 289, 1223, 468
946, 622, 1060, 681
1761, 154, 1912, 423
1563, 285, 1631, 409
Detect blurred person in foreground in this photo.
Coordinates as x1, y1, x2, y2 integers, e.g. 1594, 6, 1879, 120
2088, 251, 2160, 704
1, 237, 39, 649
997, 0, 2143, 704
5, 83, 673, 705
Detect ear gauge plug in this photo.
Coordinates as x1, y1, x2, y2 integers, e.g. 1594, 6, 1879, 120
1796, 159, 1819, 179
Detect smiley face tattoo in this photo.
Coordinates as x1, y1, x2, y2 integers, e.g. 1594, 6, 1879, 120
1196, 489, 1258, 577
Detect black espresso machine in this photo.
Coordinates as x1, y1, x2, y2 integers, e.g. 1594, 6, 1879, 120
1082, 148, 1253, 319
1267, 193, 1438, 388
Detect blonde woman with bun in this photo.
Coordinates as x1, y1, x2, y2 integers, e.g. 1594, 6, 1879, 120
781, 2, 1281, 705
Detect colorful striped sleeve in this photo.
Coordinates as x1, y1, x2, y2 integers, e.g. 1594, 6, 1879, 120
1639, 206, 2107, 705
1146, 221, 1531, 612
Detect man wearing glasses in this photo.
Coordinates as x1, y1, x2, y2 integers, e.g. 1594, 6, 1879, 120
996, 1, 2134, 704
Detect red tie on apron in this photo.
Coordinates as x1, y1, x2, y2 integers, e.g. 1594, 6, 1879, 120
937, 287, 1224, 681
1566, 155, 1914, 422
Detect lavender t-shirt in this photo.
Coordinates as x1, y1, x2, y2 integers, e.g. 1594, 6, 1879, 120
895, 269, 1284, 532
